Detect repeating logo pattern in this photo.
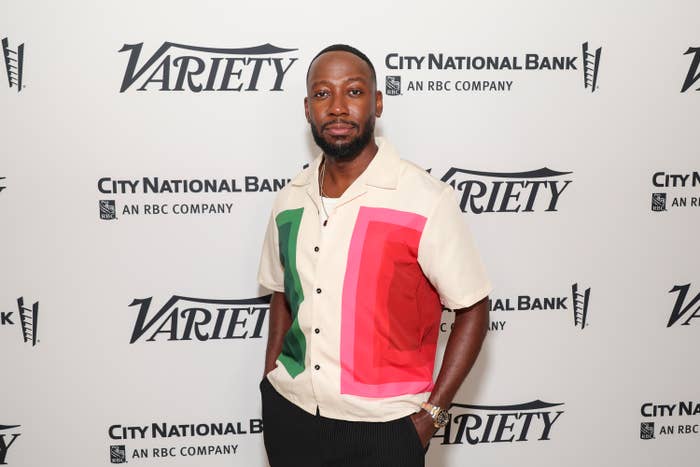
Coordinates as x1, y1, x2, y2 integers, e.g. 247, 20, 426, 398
1, 298, 39, 347
118, 42, 298, 92
0, 425, 21, 465
384, 42, 602, 94
1, 38, 23, 92
681, 47, 700, 92
127, 295, 269, 343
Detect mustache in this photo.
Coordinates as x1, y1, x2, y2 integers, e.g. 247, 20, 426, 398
321, 119, 358, 131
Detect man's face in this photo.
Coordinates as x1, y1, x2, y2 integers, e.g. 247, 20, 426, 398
305, 51, 383, 161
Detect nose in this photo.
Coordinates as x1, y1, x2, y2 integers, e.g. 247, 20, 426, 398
329, 92, 348, 116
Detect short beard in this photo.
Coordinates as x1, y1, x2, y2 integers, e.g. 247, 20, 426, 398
310, 117, 374, 162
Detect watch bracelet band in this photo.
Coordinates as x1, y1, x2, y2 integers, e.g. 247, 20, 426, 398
420, 401, 448, 427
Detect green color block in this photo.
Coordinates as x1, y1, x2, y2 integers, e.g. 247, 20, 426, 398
275, 208, 306, 378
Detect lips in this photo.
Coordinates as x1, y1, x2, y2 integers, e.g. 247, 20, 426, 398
323, 120, 357, 136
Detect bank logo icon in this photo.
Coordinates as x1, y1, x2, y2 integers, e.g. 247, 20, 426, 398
100, 200, 117, 220
571, 283, 591, 329
0, 424, 21, 464
110, 445, 127, 464
386, 76, 401, 96
681, 47, 700, 92
2, 37, 24, 92
651, 193, 667, 211
0, 177, 6, 193
17, 297, 39, 346
640, 422, 655, 440
582, 42, 601, 92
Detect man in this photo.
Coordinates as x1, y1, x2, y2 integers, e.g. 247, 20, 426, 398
258, 44, 491, 467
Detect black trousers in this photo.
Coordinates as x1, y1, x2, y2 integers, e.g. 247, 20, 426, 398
260, 377, 426, 467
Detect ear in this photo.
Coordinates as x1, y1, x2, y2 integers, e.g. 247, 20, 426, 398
375, 90, 383, 118
304, 96, 310, 122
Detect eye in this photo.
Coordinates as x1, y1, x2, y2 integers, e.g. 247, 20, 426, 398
349, 89, 363, 96
313, 90, 329, 98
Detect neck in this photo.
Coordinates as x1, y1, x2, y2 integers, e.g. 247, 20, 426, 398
321, 139, 378, 198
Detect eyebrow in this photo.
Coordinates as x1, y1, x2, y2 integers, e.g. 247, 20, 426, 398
309, 76, 368, 88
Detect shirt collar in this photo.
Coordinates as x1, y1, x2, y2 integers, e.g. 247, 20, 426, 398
290, 137, 400, 190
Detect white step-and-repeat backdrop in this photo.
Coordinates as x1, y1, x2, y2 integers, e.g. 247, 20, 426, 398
1, 1, 698, 466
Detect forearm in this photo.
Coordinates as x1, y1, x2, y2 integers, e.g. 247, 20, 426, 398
264, 291, 292, 376
429, 296, 489, 409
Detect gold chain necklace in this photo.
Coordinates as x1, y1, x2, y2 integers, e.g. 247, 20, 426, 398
319, 159, 329, 226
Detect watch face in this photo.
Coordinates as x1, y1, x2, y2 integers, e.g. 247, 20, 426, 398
435, 409, 450, 427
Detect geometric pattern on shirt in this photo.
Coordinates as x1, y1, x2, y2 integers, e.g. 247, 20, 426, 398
276, 208, 306, 378
341, 207, 441, 397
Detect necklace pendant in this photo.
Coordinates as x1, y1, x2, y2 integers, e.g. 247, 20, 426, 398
323, 220, 328, 226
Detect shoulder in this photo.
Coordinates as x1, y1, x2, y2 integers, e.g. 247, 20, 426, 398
397, 158, 452, 201
269, 164, 314, 214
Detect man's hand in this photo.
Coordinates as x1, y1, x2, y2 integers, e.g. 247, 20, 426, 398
264, 291, 292, 378
409, 410, 436, 448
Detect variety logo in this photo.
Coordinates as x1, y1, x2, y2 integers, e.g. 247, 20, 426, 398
384, 42, 601, 94
439, 167, 573, 214
2, 37, 24, 92
0, 425, 21, 465
1, 298, 39, 346
118, 42, 298, 92
107, 420, 262, 462
96, 176, 289, 220
681, 47, 700, 93
127, 295, 269, 343
640, 401, 700, 439
666, 284, 700, 327
651, 171, 700, 211
433, 400, 564, 445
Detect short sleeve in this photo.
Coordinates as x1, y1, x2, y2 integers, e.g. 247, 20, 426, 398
257, 212, 285, 292
418, 186, 492, 309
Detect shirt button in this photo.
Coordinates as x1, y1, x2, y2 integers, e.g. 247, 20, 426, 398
316, 288, 322, 294
314, 246, 320, 252
314, 364, 320, 370
314, 328, 320, 334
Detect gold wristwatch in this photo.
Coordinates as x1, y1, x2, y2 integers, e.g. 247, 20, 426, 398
420, 402, 449, 428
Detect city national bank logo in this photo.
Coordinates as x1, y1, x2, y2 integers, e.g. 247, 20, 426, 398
582, 42, 601, 92
96, 175, 289, 220
1, 298, 39, 346
666, 284, 700, 327
681, 47, 700, 92
471, 283, 591, 331
640, 401, 700, 439
107, 420, 262, 461
2, 37, 24, 92
0, 424, 21, 465
440, 167, 572, 214
127, 295, 269, 343
384, 41, 601, 94
118, 42, 298, 92
651, 171, 700, 211
433, 400, 564, 445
